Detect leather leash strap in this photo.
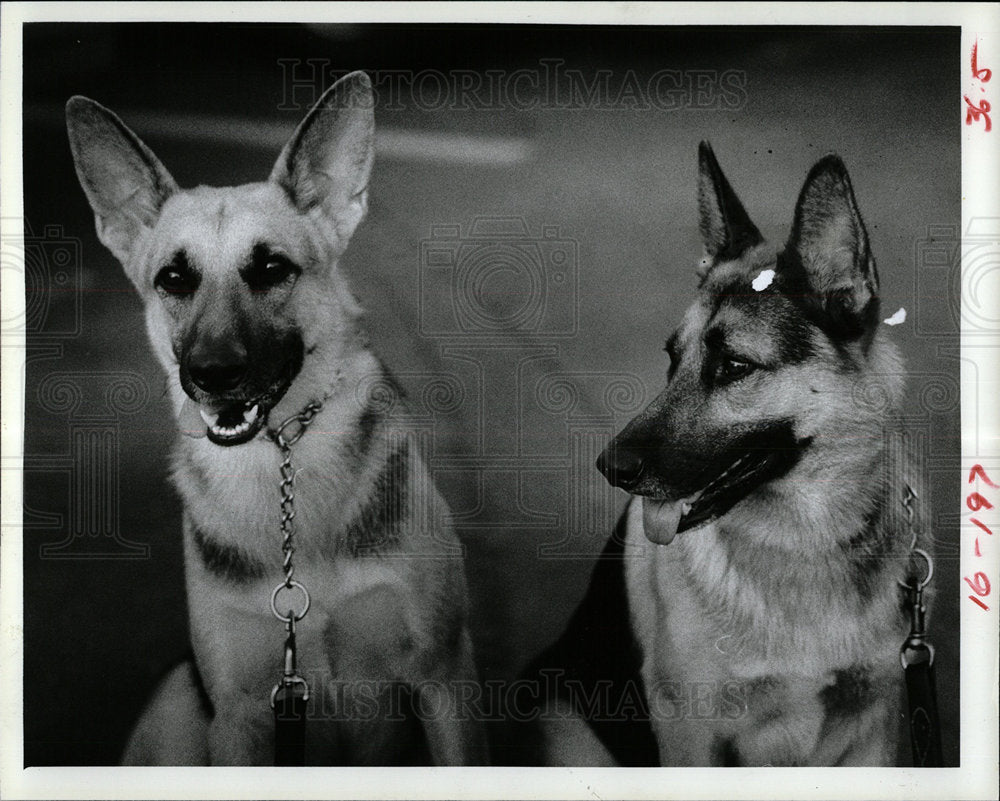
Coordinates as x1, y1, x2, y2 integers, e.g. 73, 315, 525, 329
900, 581, 943, 766
273, 620, 308, 766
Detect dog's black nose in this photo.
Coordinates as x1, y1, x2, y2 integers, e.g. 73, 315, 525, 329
188, 340, 248, 392
596, 444, 644, 489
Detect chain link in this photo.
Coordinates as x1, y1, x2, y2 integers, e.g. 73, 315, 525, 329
902, 484, 918, 549
898, 483, 933, 591
267, 400, 323, 710
269, 401, 322, 593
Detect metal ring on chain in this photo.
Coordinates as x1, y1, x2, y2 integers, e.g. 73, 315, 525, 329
912, 547, 933, 590
898, 547, 934, 591
271, 579, 311, 622
896, 483, 933, 590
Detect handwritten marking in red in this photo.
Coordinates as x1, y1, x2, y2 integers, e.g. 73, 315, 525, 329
965, 97, 993, 131
971, 518, 993, 535
966, 465, 995, 611
966, 41, 993, 131
967, 492, 994, 512
965, 571, 991, 597
972, 38, 992, 82
969, 464, 999, 488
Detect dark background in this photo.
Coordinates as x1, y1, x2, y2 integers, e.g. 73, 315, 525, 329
22, 23, 961, 765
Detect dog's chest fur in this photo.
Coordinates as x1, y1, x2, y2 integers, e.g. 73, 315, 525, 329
171, 385, 457, 695
170, 360, 410, 570
622, 499, 904, 765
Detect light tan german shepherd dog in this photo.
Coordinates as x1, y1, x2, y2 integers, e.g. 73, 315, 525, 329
518, 144, 927, 767
67, 72, 485, 766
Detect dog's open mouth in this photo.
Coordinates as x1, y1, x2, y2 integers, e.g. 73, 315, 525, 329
642, 431, 809, 545
641, 453, 762, 545
200, 401, 266, 446
178, 375, 297, 447
179, 397, 267, 446
177, 350, 304, 447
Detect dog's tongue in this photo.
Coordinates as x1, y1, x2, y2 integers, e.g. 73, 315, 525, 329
179, 397, 207, 438
642, 494, 699, 545
642, 498, 684, 545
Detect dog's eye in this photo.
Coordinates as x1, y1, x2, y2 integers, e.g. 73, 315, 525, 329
155, 264, 198, 295
718, 357, 755, 382
246, 252, 298, 291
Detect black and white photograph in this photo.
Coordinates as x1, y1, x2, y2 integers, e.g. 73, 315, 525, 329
1, 3, 997, 799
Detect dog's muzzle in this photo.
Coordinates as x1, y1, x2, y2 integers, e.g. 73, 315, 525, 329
597, 422, 811, 544
178, 331, 304, 447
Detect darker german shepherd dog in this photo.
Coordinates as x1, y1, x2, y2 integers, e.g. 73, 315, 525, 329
517, 144, 927, 767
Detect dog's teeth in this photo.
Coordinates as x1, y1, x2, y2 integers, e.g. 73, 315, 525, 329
681, 502, 693, 516
209, 419, 252, 438
201, 404, 260, 440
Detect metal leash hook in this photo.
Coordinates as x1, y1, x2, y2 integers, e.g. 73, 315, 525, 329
270, 582, 312, 708
899, 576, 933, 670
271, 618, 309, 766
897, 484, 943, 767
266, 400, 322, 767
898, 484, 934, 669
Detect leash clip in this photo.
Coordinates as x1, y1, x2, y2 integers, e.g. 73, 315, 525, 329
898, 484, 935, 670
270, 615, 311, 708
900, 581, 935, 669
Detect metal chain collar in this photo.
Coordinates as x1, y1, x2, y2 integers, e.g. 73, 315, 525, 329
267, 400, 323, 708
899, 483, 935, 669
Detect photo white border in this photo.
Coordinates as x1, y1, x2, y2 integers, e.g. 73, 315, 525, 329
1, 3, 997, 799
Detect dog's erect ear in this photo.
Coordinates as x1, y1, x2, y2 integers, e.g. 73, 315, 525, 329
697, 141, 763, 272
270, 71, 375, 247
786, 154, 879, 338
66, 96, 178, 267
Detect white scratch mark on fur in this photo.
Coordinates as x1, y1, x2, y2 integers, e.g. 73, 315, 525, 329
752, 268, 775, 291
883, 307, 907, 326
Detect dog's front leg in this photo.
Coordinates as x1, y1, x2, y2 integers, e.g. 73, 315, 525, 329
207, 699, 273, 766
415, 630, 488, 765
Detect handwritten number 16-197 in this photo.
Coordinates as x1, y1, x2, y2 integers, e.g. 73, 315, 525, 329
965, 464, 996, 610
